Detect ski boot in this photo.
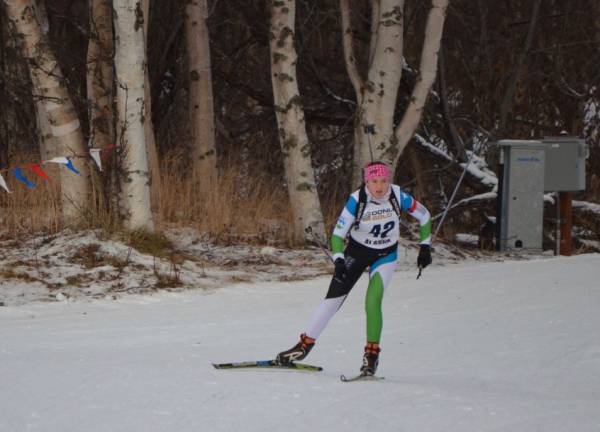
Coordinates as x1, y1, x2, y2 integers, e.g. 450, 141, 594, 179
276, 333, 316, 365
360, 342, 380, 376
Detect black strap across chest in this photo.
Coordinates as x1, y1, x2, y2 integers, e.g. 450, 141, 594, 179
353, 185, 402, 229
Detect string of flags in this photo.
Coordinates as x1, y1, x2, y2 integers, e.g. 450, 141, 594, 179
0, 145, 115, 194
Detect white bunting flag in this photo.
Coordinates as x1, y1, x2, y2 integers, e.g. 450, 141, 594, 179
43, 157, 70, 165
90, 148, 102, 171
0, 173, 11, 193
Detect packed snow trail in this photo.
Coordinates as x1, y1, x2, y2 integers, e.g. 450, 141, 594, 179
1, 254, 599, 432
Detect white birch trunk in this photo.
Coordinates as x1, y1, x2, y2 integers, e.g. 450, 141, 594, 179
32, 2, 56, 162
35, 101, 55, 161
269, 0, 325, 243
4, 0, 90, 225
341, 0, 405, 186
341, 0, 448, 184
185, 0, 217, 182
390, 0, 448, 172
114, 0, 154, 231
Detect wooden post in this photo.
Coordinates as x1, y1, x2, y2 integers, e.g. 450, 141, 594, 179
559, 191, 572, 256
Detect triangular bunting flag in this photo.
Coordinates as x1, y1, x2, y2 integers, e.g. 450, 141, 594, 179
102, 144, 116, 159
28, 163, 51, 181
90, 148, 102, 171
13, 167, 36, 189
43, 157, 70, 165
65, 158, 80, 175
0, 173, 11, 193
42, 157, 80, 175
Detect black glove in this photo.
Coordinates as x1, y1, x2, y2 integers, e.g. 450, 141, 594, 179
417, 244, 432, 269
334, 258, 347, 281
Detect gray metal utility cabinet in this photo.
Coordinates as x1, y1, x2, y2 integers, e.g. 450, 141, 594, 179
542, 136, 587, 192
498, 140, 546, 251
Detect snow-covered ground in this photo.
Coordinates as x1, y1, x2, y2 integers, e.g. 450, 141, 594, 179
1, 253, 599, 432
0, 229, 466, 306
0, 229, 333, 306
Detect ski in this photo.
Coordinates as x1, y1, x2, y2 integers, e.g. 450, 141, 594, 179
212, 360, 323, 372
340, 373, 385, 382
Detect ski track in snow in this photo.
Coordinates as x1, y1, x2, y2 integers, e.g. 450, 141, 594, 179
1, 254, 600, 432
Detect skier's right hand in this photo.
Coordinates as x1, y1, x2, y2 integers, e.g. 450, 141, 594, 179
334, 258, 347, 281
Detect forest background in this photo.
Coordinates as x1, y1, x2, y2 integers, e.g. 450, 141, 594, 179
1, 0, 599, 251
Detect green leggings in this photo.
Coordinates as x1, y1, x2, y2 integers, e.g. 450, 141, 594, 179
365, 272, 385, 343
305, 247, 397, 343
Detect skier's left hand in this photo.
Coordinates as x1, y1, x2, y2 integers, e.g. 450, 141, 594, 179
417, 244, 432, 268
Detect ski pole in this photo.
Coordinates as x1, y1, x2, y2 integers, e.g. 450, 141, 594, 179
415, 152, 475, 281
432, 149, 477, 241
364, 123, 376, 163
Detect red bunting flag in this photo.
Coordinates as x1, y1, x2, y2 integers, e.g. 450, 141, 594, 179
0, 147, 114, 195
28, 163, 51, 181
102, 144, 116, 160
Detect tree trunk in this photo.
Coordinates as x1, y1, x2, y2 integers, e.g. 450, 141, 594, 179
34, 101, 55, 161
438, 47, 467, 162
496, 0, 542, 139
87, 0, 116, 215
4, 0, 90, 225
390, 0, 449, 172
341, 0, 405, 186
142, 0, 160, 205
87, 0, 114, 153
341, 0, 449, 183
269, 0, 325, 243
114, 0, 154, 231
185, 0, 217, 182
594, 0, 600, 48
32, 1, 56, 162
0, 21, 6, 167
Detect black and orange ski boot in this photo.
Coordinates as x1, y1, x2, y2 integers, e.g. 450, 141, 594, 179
360, 342, 380, 376
276, 333, 316, 365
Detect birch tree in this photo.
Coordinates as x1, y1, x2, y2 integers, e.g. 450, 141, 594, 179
341, 0, 449, 185
185, 0, 217, 182
3, 0, 90, 225
31, 1, 55, 162
87, 0, 114, 153
114, 0, 154, 231
269, 0, 325, 243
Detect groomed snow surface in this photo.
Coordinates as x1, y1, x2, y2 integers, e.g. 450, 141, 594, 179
1, 254, 599, 432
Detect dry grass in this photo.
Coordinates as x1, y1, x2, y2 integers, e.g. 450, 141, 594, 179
0, 154, 62, 236
156, 154, 297, 245
0, 152, 326, 246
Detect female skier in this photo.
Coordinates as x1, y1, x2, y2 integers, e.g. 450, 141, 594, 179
276, 161, 432, 376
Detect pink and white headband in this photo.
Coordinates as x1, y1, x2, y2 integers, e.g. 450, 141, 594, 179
364, 162, 391, 182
